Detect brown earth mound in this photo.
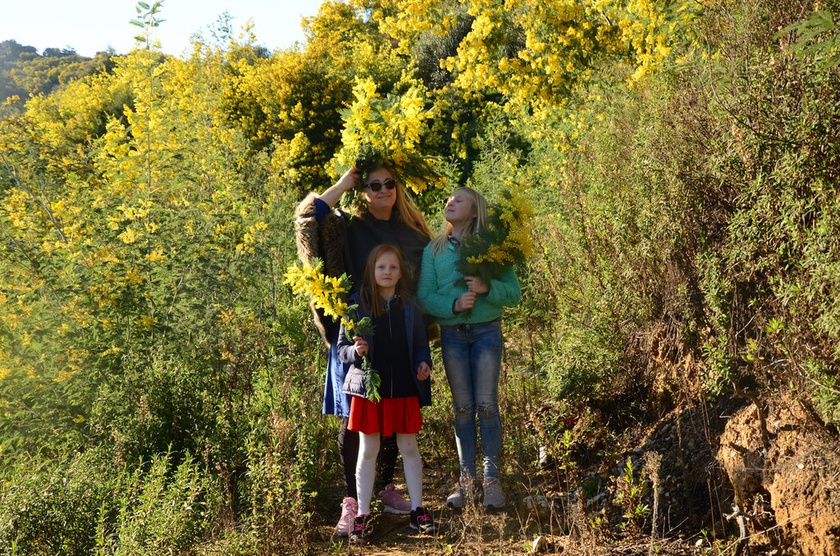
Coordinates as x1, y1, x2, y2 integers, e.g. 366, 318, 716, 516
718, 398, 840, 555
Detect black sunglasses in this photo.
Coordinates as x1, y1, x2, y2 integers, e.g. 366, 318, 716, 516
364, 178, 397, 192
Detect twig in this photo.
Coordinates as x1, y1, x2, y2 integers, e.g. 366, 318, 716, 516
724, 503, 751, 556
644, 451, 663, 556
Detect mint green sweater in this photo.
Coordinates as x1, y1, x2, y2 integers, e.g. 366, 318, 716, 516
417, 240, 521, 326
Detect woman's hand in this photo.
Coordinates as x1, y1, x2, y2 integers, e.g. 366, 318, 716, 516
336, 167, 361, 193
464, 276, 489, 294
353, 336, 368, 358
416, 361, 431, 381
318, 167, 360, 207
455, 290, 477, 312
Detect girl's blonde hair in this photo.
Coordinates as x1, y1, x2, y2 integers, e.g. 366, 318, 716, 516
360, 244, 410, 317
430, 186, 488, 253
356, 163, 433, 240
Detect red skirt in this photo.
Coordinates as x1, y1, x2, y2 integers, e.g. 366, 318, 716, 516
348, 396, 423, 436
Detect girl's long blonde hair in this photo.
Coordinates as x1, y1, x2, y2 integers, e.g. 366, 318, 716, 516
360, 244, 410, 317
355, 163, 433, 240
430, 187, 488, 253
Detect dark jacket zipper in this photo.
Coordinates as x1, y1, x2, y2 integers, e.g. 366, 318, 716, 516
388, 300, 394, 399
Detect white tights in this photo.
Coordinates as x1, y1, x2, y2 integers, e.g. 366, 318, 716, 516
356, 432, 423, 515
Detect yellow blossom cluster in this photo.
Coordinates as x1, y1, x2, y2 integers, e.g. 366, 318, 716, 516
284, 258, 377, 400
459, 189, 534, 281
235, 221, 269, 255
467, 189, 535, 267
333, 77, 445, 195
136, 315, 157, 330
283, 251, 381, 398
468, 243, 510, 266
118, 227, 140, 245
366, 0, 458, 55
284, 259, 351, 321
441, 0, 697, 110
444, 0, 617, 109
285, 258, 375, 340
0, 348, 10, 380
620, 0, 698, 83
145, 249, 166, 263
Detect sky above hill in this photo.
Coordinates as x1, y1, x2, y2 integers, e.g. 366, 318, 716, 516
1, 0, 329, 57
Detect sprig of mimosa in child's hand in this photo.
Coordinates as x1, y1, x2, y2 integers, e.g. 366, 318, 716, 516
284, 259, 381, 402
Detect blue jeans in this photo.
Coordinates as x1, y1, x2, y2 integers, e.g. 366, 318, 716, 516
440, 320, 503, 479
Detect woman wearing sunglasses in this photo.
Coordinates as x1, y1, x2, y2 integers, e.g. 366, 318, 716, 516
294, 163, 433, 536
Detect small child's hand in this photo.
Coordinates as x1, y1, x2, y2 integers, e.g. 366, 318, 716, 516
465, 276, 489, 294
353, 336, 368, 357
455, 290, 476, 312
416, 361, 431, 381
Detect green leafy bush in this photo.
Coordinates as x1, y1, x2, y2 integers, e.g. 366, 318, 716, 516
103, 451, 220, 555
0, 449, 116, 555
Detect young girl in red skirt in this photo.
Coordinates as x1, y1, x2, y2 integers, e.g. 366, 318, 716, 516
336, 244, 437, 544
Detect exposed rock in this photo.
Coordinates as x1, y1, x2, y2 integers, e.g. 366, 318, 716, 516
718, 399, 840, 555
716, 401, 769, 508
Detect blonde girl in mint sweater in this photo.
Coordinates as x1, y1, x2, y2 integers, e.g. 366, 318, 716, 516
417, 187, 520, 509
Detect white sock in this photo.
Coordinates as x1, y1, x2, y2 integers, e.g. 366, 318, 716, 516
397, 433, 423, 510
356, 432, 380, 515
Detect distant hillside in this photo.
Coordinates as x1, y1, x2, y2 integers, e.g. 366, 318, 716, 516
0, 39, 114, 103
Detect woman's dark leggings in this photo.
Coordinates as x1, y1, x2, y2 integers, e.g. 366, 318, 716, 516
338, 417, 399, 499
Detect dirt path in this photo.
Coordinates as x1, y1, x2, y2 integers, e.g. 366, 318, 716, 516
308, 457, 530, 554
303, 395, 840, 554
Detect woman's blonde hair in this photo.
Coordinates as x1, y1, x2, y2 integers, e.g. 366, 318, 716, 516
430, 186, 488, 253
360, 244, 410, 317
356, 163, 433, 240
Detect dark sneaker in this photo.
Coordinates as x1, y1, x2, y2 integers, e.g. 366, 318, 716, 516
348, 513, 372, 544
409, 506, 438, 534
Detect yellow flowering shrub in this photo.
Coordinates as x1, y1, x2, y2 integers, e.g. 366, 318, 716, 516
619, 0, 699, 83
359, 0, 458, 55
440, 0, 698, 111
0, 43, 282, 465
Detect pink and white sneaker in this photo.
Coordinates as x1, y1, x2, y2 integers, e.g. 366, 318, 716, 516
380, 483, 412, 514
335, 496, 358, 537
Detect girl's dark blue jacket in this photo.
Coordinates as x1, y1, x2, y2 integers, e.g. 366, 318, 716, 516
336, 294, 432, 407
